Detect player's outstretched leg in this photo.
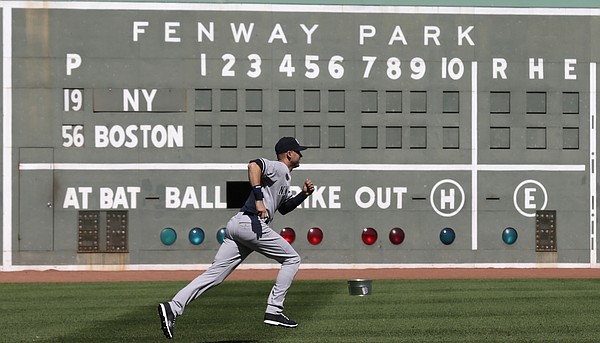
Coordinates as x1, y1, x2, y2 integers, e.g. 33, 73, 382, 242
158, 302, 176, 339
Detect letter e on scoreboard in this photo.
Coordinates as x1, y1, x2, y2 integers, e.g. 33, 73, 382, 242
513, 180, 548, 217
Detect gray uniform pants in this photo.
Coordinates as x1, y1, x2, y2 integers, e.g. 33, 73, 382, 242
169, 212, 301, 316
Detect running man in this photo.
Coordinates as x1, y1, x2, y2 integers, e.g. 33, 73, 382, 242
158, 137, 315, 339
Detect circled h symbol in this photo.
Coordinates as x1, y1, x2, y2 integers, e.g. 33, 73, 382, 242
430, 179, 465, 217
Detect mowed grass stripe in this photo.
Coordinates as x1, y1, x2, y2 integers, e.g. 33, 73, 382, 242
1, 279, 599, 342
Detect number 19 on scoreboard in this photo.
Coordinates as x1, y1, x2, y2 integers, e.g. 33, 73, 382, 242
64, 88, 83, 112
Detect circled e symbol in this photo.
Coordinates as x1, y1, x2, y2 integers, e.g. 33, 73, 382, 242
513, 179, 548, 217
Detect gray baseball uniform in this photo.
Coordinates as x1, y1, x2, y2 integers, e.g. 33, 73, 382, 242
168, 158, 302, 317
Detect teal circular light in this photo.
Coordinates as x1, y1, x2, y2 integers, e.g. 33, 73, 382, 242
189, 227, 205, 245
502, 227, 518, 245
440, 227, 455, 245
216, 228, 227, 244
160, 227, 177, 245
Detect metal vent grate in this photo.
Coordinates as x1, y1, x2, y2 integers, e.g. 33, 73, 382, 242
536, 210, 557, 252
106, 211, 128, 252
78, 211, 100, 252
78, 210, 128, 253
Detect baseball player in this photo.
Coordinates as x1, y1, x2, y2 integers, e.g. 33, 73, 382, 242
158, 137, 315, 339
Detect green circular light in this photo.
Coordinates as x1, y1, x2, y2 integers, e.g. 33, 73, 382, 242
502, 227, 518, 245
189, 227, 205, 245
216, 228, 227, 244
160, 227, 177, 245
440, 227, 455, 245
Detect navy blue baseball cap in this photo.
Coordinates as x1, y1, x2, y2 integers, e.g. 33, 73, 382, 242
275, 137, 307, 155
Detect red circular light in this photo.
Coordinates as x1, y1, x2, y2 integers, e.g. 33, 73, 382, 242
279, 227, 296, 244
389, 227, 405, 245
307, 227, 323, 245
361, 227, 378, 245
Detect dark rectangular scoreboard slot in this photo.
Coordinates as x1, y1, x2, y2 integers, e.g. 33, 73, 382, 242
78, 210, 128, 253
536, 210, 557, 252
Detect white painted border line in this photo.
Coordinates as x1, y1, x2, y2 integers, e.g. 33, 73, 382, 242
1, 262, 597, 272
591, 62, 597, 266
3, 1, 600, 16
471, 61, 478, 251
18, 163, 586, 172
2, 7, 12, 269
476, 164, 586, 171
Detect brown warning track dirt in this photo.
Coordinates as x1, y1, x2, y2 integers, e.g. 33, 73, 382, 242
1, 268, 600, 283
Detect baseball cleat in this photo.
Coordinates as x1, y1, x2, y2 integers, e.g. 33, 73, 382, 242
158, 302, 176, 339
263, 313, 298, 328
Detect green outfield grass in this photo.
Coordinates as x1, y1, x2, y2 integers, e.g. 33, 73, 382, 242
1, 278, 600, 342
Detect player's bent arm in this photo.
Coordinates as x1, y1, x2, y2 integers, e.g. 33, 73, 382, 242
278, 192, 308, 215
247, 159, 264, 187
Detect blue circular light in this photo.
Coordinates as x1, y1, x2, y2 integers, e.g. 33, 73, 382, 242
440, 227, 455, 245
502, 227, 518, 245
160, 227, 177, 245
216, 228, 227, 244
189, 227, 205, 245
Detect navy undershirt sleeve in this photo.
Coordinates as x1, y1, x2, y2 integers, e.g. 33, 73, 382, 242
278, 192, 308, 215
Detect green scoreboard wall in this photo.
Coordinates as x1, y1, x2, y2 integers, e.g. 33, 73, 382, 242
2, 1, 598, 269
